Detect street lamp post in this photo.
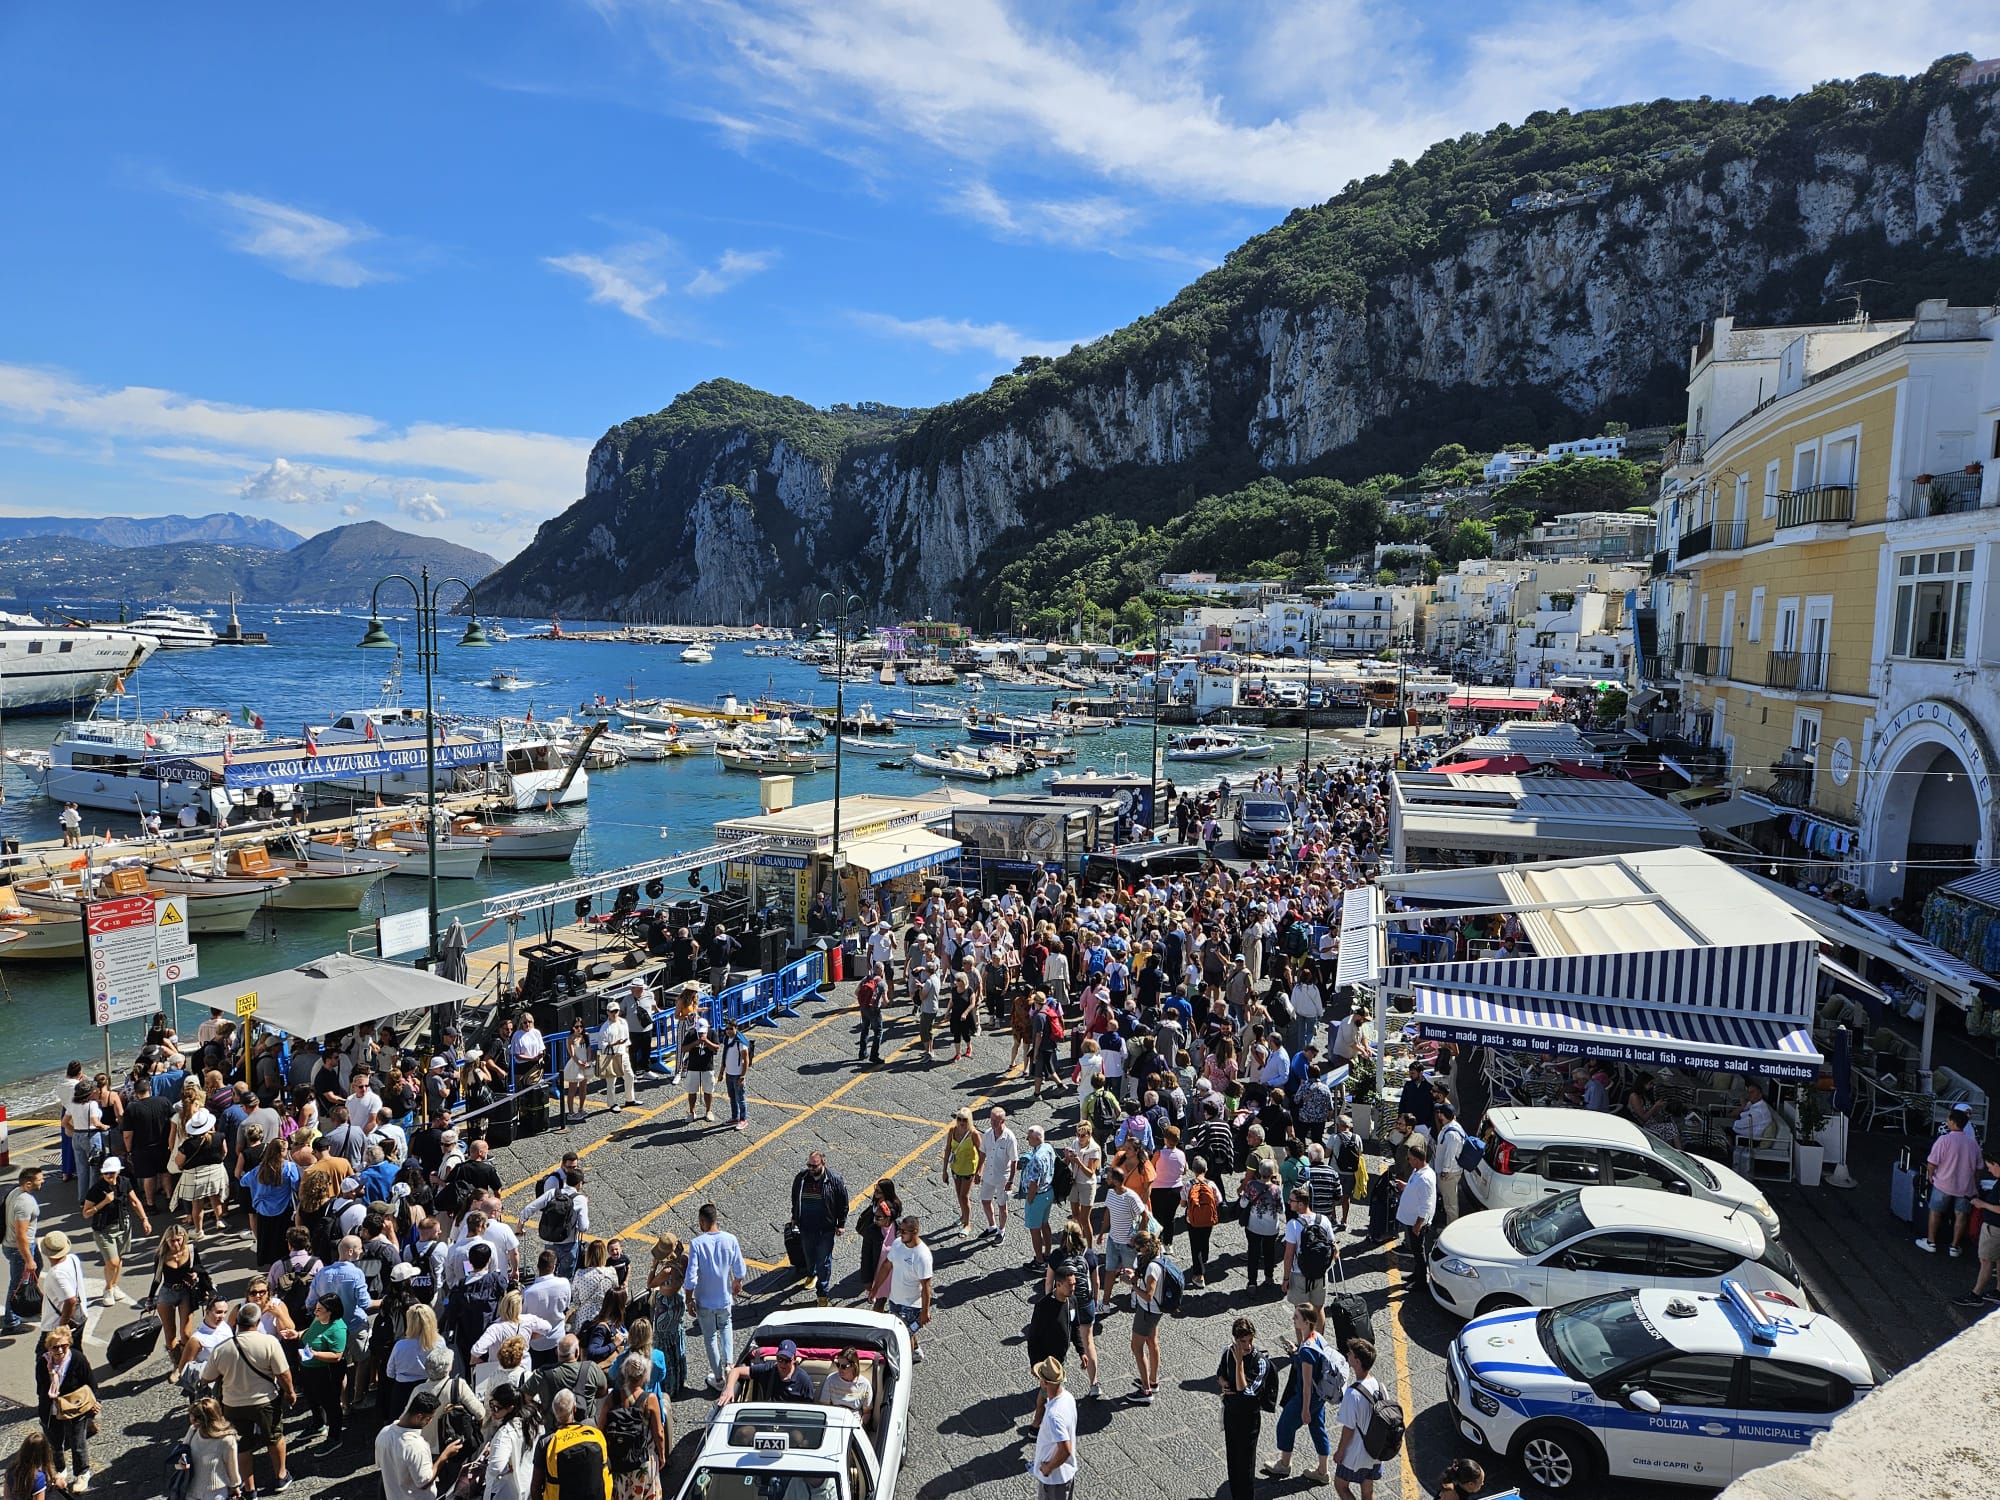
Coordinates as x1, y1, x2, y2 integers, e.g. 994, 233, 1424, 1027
357, 566, 490, 974
818, 591, 864, 918
1396, 630, 1411, 758
1302, 616, 1318, 778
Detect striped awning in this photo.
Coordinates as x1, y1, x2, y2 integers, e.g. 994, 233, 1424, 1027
1941, 868, 2000, 911
1411, 983, 1822, 1081
1335, 884, 1379, 991
1843, 909, 1995, 995
1385, 939, 1817, 1019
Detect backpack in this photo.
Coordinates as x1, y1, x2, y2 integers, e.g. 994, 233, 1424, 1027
1149, 1256, 1186, 1315
541, 1423, 611, 1500
1455, 1133, 1485, 1174
1358, 1378, 1407, 1460
436, 1386, 484, 1459
1296, 1214, 1337, 1282
308, 1198, 345, 1261
449, 1273, 503, 1348
1049, 1152, 1074, 1203
1044, 1005, 1066, 1042
406, 1241, 442, 1304
539, 1187, 577, 1244
1257, 1350, 1281, 1413
1335, 1131, 1363, 1177
1310, 1344, 1344, 1408
1185, 1178, 1220, 1229
604, 1397, 652, 1476
1265, 991, 1295, 1027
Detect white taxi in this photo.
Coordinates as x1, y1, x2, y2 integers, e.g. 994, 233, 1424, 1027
1447, 1281, 1878, 1493
1428, 1188, 1808, 1320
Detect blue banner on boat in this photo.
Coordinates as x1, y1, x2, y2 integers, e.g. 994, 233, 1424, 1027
222, 739, 501, 789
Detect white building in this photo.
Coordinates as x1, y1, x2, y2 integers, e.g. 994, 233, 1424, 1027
1483, 450, 1544, 483
1512, 588, 1633, 687
1546, 434, 1629, 461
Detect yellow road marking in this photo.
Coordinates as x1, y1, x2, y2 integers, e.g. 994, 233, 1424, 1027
1383, 1254, 1420, 1499
612, 1032, 924, 1243
498, 1004, 858, 1201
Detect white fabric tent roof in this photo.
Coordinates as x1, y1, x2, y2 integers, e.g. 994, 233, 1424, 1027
182, 953, 477, 1039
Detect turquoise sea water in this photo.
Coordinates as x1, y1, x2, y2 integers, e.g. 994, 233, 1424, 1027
0, 608, 1260, 1084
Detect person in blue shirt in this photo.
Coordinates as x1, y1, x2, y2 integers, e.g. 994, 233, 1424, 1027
241, 1140, 302, 1266
359, 1144, 400, 1204
1165, 990, 1194, 1034
1287, 1044, 1319, 1102
151, 1063, 188, 1100
308, 1237, 372, 1338
1115, 1103, 1155, 1155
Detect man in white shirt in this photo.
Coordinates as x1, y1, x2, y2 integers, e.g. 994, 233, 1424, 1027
522, 1167, 590, 1279
1432, 1103, 1467, 1226
868, 1216, 933, 1362
1732, 1082, 1774, 1147
344, 1071, 383, 1131
1099, 1167, 1147, 1305
518, 1248, 573, 1369
1281, 1189, 1334, 1310
977, 1108, 1020, 1241
686, 1202, 748, 1388
868, 923, 898, 985
1395, 1140, 1438, 1295
1031, 1356, 1079, 1498
1331, 1338, 1389, 1499
596, 1000, 636, 1111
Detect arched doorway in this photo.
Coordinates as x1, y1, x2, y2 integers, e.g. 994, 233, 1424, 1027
1871, 737, 1987, 909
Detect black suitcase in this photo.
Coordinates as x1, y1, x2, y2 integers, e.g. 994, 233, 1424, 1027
1328, 1292, 1373, 1353
107, 1318, 161, 1368
1367, 1173, 1395, 1245
784, 1221, 806, 1277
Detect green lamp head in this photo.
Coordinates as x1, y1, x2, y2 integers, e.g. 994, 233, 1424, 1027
458, 617, 493, 648
356, 617, 395, 650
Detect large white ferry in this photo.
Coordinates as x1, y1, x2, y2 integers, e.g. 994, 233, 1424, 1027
0, 616, 157, 715
36, 708, 302, 819
124, 607, 219, 649
314, 708, 589, 810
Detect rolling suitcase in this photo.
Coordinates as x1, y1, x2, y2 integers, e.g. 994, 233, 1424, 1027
1328, 1291, 1373, 1353
1367, 1172, 1395, 1245
107, 1317, 161, 1369
1889, 1146, 1919, 1226
784, 1221, 807, 1278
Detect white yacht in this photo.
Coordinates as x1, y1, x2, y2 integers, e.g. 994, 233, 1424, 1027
313, 708, 588, 810
0, 617, 158, 714
679, 641, 714, 664
124, 608, 218, 649
37, 709, 302, 819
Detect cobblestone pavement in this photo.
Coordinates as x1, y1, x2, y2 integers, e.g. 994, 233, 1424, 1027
0, 975, 1930, 1500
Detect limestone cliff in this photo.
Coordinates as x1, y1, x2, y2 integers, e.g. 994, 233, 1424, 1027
475, 66, 2000, 622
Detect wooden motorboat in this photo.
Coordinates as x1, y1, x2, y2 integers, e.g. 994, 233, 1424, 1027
308, 822, 488, 878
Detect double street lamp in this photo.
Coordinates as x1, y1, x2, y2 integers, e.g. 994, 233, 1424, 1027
817, 590, 865, 920
357, 566, 490, 971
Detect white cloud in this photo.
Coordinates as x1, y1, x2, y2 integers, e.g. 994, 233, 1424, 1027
852, 313, 1083, 363
686, 248, 778, 297
604, 0, 2000, 209
545, 245, 670, 329
0, 362, 590, 556
947, 180, 1136, 247
173, 186, 389, 286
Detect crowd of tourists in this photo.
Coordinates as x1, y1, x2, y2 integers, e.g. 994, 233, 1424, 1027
0, 756, 1505, 1500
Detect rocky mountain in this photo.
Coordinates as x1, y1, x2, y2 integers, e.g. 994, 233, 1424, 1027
0, 522, 498, 606
474, 60, 2000, 623
0, 511, 305, 550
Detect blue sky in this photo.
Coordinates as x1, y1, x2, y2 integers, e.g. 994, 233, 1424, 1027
2, 2, 1993, 560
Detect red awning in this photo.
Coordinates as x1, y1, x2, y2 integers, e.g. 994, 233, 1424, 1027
1447, 695, 1552, 713
1438, 755, 1616, 780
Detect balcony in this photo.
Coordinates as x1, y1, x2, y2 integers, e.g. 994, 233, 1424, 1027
1765, 650, 1833, 693
1677, 518, 1745, 561
1774, 484, 1856, 533
1683, 642, 1732, 678
1765, 753, 1815, 809
1665, 434, 1705, 469
1650, 548, 1671, 577
1894, 470, 1994, 520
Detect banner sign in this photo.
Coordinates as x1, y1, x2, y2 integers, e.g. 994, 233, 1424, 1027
222, 738, 501, 789
84, 895, 159, 1028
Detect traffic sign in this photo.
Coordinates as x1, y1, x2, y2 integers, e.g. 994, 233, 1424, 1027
154, 896, 192, 960
85, 896, 154, 935
84, 895, 159, 1028
235, 989, 259, 1019
162, 953, 200, 985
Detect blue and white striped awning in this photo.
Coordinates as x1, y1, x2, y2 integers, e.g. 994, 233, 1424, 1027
1843, 908, 1995, 994
1335, 884, 1379, 991
1411, 983, 1822, 1081
1385, 939, 1817, 1019
1940, 868, 2000, 912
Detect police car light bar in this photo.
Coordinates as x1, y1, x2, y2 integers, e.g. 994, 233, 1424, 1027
1719, 1278, 1785, 1345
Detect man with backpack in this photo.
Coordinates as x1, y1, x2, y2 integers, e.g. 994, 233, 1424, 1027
445, 1241, 507, 1373
1281, 1186, 1338, 1311
1331, 1337, 1402, 1500
528, 1334, 608, 1430
529, 1387, 610, 1500
855, 970, 886, 1065
523, 1168, 590, 1279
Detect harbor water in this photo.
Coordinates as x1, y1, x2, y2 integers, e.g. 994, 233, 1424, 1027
0, 607, 1277, 1086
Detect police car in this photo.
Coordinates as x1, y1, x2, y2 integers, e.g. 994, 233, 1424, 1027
1447, 1280, 1878, 1493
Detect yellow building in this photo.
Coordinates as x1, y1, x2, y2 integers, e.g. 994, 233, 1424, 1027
1656, 302, 2000, 906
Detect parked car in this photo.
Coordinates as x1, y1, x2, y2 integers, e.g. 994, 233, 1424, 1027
1469, 1106, 1779, 1238
1235, 797, 1294, 855
673, 1309, 912, 1500
1448, 1281, 1877, 1493
1428, 1187, 1807, 1320
1080, 843, 1213, 890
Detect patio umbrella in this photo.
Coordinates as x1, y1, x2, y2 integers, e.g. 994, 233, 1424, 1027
441, 918, 469, 985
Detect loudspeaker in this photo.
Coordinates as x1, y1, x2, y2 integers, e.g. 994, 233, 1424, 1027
518, 1086, 549, 1138
758, 926, 789, 973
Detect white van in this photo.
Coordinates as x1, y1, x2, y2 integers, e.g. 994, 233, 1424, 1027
1468, 1107, 1779, 1239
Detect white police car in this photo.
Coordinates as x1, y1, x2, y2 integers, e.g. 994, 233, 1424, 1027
1447, 1280, 1878, 1493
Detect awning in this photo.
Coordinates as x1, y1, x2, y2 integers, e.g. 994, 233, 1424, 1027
1681, 796, 1782, 833
1843, 908, 1995, 996
1939, 868, 2000, 911
1668, 784, 1731, 807
1336, 884, 1379, 991
841, 830, 963, 886
1411, 983, 1821, 1080
182, 953, 478, 1040
1818, 952, 1888, 1005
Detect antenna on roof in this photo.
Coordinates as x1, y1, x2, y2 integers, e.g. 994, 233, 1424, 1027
1836, 279, 1887, 326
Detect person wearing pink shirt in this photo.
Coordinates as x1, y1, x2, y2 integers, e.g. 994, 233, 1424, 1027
1917, 1104, 1985, 1256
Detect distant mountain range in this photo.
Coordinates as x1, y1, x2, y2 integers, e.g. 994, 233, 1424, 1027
0, 522, 500, 606
0, 511, 306, 550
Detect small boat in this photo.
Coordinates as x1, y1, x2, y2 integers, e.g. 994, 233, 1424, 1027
1166, 731, 1250, 762
486, 622, 511, 643
679, 642, 714, 664
15, 864, 264, 936
1235, 741, 1276, 760
715, 744, 820, 775
488, 668, 527, 691
877, 756, 911, 770
245, 842, 396, 910
910, 750, 999, 781
308, 824, 488, 878
429, 817, 581, 862
890, 704, 963, 728
0, 886, 94, 960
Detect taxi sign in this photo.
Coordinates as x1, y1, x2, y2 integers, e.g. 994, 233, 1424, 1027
235, 989, 260, 1019
751, 1432, 790, 1453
